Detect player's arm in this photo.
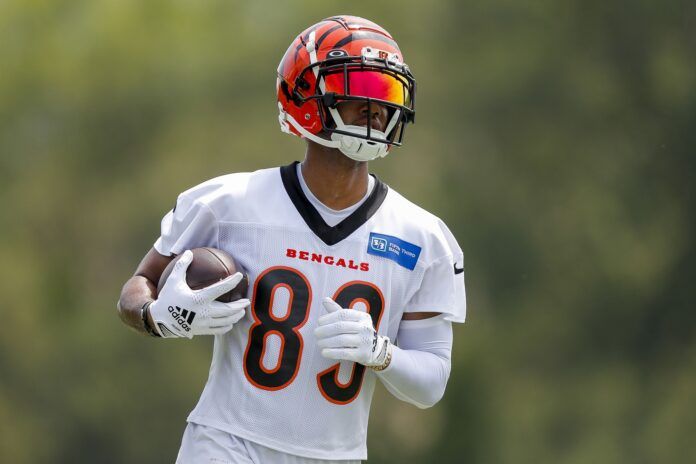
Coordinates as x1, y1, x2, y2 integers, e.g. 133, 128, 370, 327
372, 315, 452, 409
117, 247, 173, 334
118, 248, 249, 338
372, 225, 465, 407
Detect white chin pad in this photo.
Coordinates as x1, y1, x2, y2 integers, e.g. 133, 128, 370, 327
330, 125, 389, 162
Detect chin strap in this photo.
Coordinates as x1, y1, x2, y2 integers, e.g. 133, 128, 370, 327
327, 106, 402, 161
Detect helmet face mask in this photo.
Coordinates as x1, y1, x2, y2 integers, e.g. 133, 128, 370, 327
313, 56, 415, 144
276, 16, 417, 161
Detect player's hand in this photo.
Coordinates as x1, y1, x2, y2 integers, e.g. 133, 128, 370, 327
148, 250, 250, 338
313, 297, 389, 367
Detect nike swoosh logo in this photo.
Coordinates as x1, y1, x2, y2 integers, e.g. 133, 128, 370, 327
454, 263, 464, 275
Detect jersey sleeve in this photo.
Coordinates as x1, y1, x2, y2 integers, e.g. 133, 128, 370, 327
402, 221, 466, 323
153, 188, 219, 256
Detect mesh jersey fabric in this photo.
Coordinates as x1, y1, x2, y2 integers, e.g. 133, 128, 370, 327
153, 164, 466, 460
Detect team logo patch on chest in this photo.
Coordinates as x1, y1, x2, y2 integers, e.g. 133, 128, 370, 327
367, 232, 421, 270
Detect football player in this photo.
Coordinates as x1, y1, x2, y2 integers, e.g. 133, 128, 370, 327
118, 15, 466, 464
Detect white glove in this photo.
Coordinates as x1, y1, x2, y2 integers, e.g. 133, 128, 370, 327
149, 250, 250, 338
313, 297, 390, 367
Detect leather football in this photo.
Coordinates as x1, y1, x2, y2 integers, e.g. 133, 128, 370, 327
157, 247, 249, 302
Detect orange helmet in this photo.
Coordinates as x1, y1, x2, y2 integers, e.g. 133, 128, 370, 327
276, 16, 416, 161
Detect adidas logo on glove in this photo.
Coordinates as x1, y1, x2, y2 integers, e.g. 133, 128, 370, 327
168, 305, 196, 332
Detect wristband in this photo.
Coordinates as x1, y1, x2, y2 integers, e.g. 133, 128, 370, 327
141, 301, 161, 337
369, 341, 393, 371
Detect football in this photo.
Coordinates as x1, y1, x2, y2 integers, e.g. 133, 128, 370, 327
157, 247, 249, 302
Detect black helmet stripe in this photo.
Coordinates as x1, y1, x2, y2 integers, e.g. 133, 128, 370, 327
332, 31, 399, 50
293, 29, 316, 62
316, 24, 344, 47
293, 24, 342, 63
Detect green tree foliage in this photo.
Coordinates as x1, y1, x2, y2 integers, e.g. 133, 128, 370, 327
1, 1, 694, 462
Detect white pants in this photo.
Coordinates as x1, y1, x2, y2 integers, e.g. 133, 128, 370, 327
176, 422, 362, 464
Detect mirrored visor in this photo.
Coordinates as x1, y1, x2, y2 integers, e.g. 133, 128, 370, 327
323, 69, 411, 107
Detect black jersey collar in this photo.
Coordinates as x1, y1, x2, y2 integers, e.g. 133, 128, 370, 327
280, 161, 388, 246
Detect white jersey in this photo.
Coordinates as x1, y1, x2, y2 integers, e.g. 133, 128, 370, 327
154, 162, 466, 461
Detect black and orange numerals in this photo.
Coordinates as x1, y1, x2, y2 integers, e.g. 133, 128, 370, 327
317, 281, 385, 405
244, 269, 386, 405
243, 267, 312, 391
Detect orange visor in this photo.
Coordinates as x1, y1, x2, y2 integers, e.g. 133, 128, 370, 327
323, 69, 411, 107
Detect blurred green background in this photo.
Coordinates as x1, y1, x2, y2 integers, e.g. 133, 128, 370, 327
1, 0, 694, 462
